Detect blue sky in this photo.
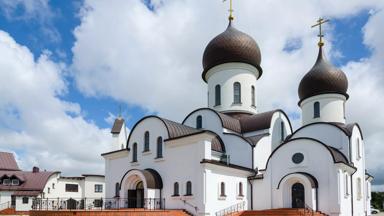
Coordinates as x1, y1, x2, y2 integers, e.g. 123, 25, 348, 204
0, 0, 371, 129
0, 0, 383, 189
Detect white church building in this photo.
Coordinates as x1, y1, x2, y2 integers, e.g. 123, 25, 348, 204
102, 15, 373, 216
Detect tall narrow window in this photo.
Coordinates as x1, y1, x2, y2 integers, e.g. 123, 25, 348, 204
344, 173, 349, 196
233, 82, 241, 104
173, 182, 179, 196
220, 182, 226, 196
238, 182, 243, 196
215, 85, 221, 106
251, 85, 255, 107
115, 182, 120, 197
356, 138, 361, 159
132, 143, 138, 162
144, 131, 150, 152
314, 102, 320, 118
357, 178, 362, 200
186, 181, 192, 195
156, 137, 163, 158
196, 115, 202, 129
280, 121, 285, 142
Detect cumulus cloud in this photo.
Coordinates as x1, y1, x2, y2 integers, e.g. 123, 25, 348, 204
0, 30, 111, 175
71, 0, 384, 188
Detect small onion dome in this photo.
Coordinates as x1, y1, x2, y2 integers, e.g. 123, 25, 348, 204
202, 21, 262, 82
298, 46, 349, 104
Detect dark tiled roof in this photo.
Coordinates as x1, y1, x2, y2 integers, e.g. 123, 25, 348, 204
219, 110, 278, 133
245, 133, 270, 146
298, 46, 348, 103
211, 136, 225, 153
0, 152, 20, 171
327, 146, 348, 164
161, 118, 201, 139
202, 21, 262, 82
0, 170, 57, 191
200, 159, 254, 172
111, 118, 124, 134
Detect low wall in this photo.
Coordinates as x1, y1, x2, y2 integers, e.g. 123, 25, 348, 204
30, 210, 186, 216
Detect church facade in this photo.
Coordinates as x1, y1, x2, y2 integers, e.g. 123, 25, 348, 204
102, 17, 373, 216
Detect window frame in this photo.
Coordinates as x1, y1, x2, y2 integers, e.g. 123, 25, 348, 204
11, 179, 19, 185
144, 131, 150, 152
65, 184, 79, 192
173, 182, 179, 196
132, 143, 138, 162
186, 181, 192, 196
115, 182, 120, 197
233, 82, 241, 104
196, 115, 202, 129
22, 197, 29, 204
251, 85, 255, 107
220, 182, 226, 197
238, 182, 243, 197
313, 101, 320, 118
95, 184, 103, 193
156, 136, 163, 158
215, 85, 221, 106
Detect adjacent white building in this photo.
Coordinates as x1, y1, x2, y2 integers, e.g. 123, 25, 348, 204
0, 152, 105, 211
102, 17, 373, 216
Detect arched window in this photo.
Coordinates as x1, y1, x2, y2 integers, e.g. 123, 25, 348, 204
186, 181, 192, 196
357, 178, 362, 200
115, 182, 120, 197
196, 115, 202, 129
356, 138, 361, 159
156, 137, 163, 158
251, 85, 255, 106
233, 82, 241, 104
344, 172, 349, 196
173, 182, 179, 196
132, 143, 138, 162
313, 102, 320, 118
238, 182, 243, 196
220, 182, 226, 196
144, 131, 150, 152
215, 85, 221, 106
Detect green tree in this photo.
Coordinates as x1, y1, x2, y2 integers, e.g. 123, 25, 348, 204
371, 192, 384, 210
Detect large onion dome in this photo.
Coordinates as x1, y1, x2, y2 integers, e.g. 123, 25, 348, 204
202, 21, 262, 82
298, 46, 348, 104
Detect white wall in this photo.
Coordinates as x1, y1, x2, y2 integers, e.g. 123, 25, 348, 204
300, 94, 347, 125
206, 63, 260, 114
253, 139, 353, 216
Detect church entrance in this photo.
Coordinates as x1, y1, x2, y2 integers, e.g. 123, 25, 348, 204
291, 182, 305, 208
128, 181, 144, 208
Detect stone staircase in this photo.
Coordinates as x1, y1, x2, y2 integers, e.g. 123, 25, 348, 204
232, 208, 327, 216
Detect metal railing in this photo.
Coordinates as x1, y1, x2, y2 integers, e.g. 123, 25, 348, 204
0, 201, 11, 211
32, 198, 165, 211
215, 201, 246, 216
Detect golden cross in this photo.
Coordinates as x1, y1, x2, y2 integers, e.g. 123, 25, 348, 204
311, 18, 329, 47
223, 0, 234, 21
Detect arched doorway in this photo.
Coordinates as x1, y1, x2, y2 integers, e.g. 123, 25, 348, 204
291, 182, 305, 208
128, 181, 144, 208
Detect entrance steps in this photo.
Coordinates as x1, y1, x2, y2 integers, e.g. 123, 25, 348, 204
232, 208, 327, 216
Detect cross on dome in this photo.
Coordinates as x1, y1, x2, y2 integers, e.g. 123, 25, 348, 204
311, 18, 329, 47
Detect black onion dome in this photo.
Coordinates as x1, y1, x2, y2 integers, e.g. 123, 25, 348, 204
298, 46, 349, 104
202, 21, 262, 82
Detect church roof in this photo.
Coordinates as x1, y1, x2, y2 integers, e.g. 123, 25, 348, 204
0, 170, 59, 192
218, 110, 279, 134
245, 133, 270, 146
111, 118, 125, 134
0, 152, 20, 171
202, 21, 262, 82
298, 46, 348, 104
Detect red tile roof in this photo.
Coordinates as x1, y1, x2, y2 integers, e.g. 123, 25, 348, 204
0, 170, 58, 192
0, 152, 20, 171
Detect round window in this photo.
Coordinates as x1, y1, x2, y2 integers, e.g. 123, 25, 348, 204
292, 153, 304, 164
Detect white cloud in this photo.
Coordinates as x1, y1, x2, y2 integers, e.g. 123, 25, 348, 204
71, 0, 384, 187
0, 30, 111, 175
